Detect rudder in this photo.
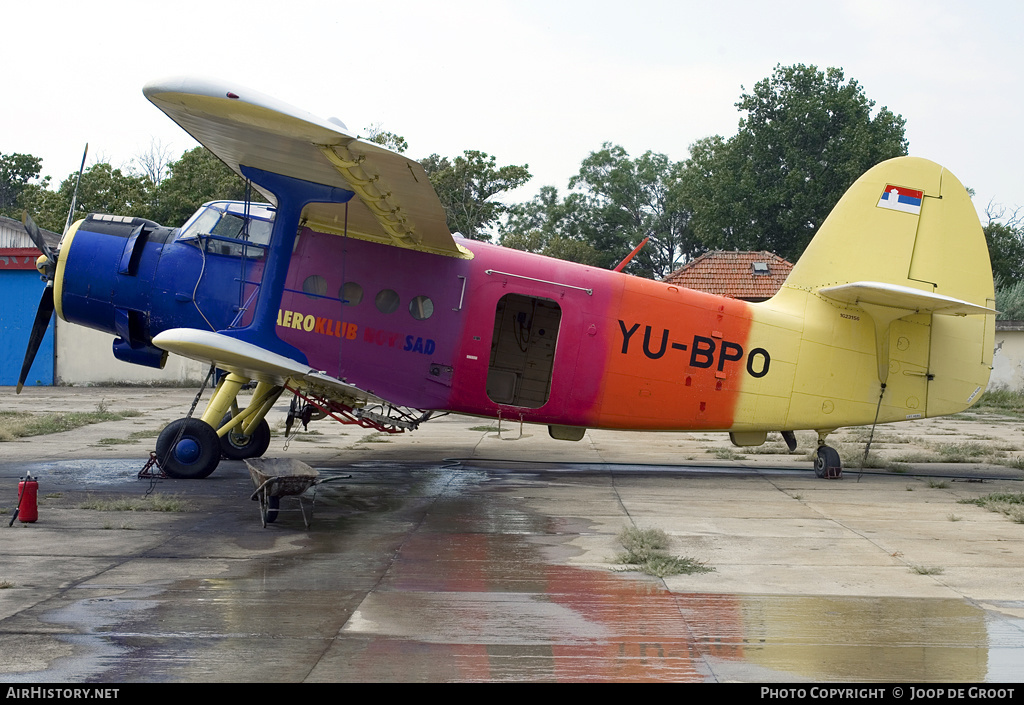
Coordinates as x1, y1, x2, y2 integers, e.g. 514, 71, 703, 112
776, 156, 994, 418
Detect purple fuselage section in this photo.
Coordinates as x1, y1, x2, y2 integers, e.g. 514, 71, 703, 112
273, 227, 620, 426
276, 228, 468, 410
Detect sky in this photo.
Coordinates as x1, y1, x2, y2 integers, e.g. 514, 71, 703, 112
6, 0, 1023, 222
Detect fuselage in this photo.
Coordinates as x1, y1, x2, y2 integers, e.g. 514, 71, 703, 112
54, 195, 990, 437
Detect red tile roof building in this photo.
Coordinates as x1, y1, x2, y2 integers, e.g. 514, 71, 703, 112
662, 250, 793, 302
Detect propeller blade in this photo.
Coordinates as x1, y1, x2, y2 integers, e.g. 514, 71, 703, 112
21, 211, 54, 263
64, 143, 88, 236
16, 285, 55, 394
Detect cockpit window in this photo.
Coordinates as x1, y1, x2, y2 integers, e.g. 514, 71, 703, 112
178, 201, 274, 259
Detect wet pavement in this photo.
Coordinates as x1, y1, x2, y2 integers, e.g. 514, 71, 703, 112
2, 388, 1024, 682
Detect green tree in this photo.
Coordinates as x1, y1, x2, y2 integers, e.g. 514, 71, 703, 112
363, 124, 409, 154
0, 152, 48, 218
420, 150, 531, 241
984, 204, 1024, 296
19, 162, 152, 233
66, 163, 153, 221
567, 144, 699, 279
499, 186, 606, 267
995, 279, 1024, 320
986, 221, 1024, 285
151, 147, 250, 226
682, 64, 909, 261
17, 183, 70, 233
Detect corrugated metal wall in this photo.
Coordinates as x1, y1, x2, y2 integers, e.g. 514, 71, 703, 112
0, 217, 32, 248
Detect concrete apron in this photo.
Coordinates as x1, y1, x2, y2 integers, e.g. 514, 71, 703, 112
1, 388, 1023, 681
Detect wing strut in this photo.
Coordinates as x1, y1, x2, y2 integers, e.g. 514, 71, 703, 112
221, 166, 355, 362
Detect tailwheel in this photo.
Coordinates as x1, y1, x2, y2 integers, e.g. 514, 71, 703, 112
155, 418, 221, 479
219, 413, 272, 460
814, 445, 842, 479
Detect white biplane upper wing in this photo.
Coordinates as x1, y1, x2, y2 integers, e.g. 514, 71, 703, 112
144, 77, 468, 258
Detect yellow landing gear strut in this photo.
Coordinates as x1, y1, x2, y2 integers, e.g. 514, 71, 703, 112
203, 374, 284, 461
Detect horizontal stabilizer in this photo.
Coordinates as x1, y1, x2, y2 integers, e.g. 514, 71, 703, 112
818, 282, 996, 316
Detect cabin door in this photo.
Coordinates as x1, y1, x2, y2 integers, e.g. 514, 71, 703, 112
486, 293, 562, 408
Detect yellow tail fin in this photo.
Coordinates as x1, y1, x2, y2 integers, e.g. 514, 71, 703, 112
775, 157, 994, 420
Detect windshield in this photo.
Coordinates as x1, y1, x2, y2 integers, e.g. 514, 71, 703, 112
178, 201, 275, 258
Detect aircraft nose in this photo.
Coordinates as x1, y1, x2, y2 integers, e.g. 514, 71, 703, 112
54, 215, 177, 367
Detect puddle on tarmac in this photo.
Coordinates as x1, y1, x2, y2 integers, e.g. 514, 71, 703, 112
680, 594, 1022, 682
11, 463, 1024, 682
9, 459, 143, 488
331, 535, 1024, 681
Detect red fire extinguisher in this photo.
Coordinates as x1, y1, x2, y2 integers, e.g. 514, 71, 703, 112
9, 473, 38, 526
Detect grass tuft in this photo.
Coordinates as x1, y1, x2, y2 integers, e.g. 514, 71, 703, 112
910, 565, 945, 575
975, 389, 1024, 415
615, 527, 713, 577
959, 492, 1024, 523
0, 405, 142, 442
80, 494, 192, 512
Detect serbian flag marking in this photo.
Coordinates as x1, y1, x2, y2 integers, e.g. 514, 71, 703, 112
877, 184, 923, 215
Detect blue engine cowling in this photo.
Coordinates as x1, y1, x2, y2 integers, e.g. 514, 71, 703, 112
55, 209, 266, 365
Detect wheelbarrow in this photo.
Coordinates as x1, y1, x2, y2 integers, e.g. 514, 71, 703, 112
245, 458, 325, 529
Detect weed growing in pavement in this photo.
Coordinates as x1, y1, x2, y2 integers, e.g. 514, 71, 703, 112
975, 389, 1024, 416
615, 527, 713, 577
959, 492, 1024, 523
0, 405, 142, 442
80, 494, 192, 512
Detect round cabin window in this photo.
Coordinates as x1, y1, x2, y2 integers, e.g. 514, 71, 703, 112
341, 281, 363, 306
375, 289, 400, 314
409, 296, 434, 320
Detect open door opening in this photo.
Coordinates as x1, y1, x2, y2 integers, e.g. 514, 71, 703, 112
486, 293, 562, 408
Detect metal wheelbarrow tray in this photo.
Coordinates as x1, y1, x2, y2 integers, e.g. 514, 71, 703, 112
245, 458, 321, 529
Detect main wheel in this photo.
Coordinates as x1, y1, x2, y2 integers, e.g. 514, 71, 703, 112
814, 445, 842, 478
156, 418, 221, 479
218, 413, 271, 460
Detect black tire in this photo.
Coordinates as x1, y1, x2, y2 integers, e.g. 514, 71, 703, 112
814, 445, 841, 478
265, 496, 280, 524
156, 418, 221, 479
218, 413, 271, 460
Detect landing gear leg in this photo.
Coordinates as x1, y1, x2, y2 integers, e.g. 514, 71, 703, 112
200, 377, 283, 461
814, 431, 842, 479
154, 375, 283, 479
